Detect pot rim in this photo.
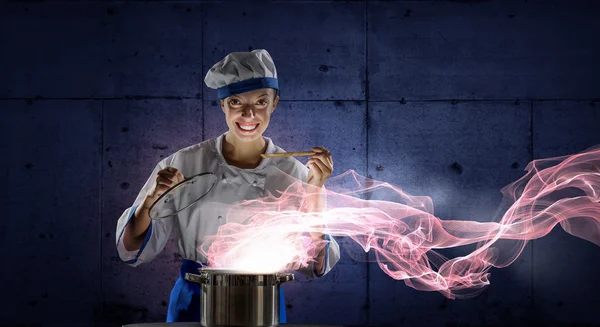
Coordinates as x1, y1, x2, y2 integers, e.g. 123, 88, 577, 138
198, 267, 292, 275
185, 270, 295, 286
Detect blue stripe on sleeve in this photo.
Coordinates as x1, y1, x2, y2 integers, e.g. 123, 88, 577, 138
314, 234, 331, 277
115, 205, 153, 264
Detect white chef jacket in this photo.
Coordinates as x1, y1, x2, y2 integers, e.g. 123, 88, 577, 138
115, 133, 340, 278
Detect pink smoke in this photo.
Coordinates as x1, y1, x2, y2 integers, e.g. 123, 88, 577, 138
198, 146, 600, 299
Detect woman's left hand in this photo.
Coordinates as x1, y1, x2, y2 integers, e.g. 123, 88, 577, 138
307, 146, 333, 187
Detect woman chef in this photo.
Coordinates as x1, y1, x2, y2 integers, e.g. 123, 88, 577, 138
115, 49, 341, 322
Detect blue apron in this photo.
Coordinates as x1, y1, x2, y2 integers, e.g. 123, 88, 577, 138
167, 259, 286, 323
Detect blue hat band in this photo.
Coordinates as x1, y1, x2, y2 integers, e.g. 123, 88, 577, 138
217, 77, 279, 99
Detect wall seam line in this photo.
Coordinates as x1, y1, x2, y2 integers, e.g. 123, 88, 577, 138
365, 0, 371, 325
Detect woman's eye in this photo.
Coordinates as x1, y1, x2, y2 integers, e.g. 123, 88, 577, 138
229, 100, 240, 105
257, 100, 267, 105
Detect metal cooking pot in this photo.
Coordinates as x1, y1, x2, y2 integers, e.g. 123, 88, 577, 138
185, 268, 294, 327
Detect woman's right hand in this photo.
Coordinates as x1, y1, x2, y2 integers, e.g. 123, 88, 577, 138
142, 167, 185, 209
125, 167, 184, 250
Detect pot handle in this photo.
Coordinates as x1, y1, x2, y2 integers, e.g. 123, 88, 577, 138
185, 272, 209, 284
276, 273, 294, 284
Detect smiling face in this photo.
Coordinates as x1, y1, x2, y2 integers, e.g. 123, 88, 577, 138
220, 88, 279, 143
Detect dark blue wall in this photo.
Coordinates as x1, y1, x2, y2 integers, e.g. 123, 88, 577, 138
2, 1, 599, 326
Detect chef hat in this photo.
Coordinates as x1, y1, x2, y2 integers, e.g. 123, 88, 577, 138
204, 49, 279, 100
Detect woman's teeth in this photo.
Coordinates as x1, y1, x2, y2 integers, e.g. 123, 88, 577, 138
238, 123, 258, 131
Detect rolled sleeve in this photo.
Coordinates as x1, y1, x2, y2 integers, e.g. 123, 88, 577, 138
116, 205, 153, 265
314, 234, 340, 277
